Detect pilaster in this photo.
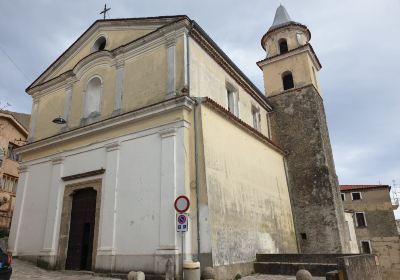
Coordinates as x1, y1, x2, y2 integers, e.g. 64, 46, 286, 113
97, 141, 120, 266
40, 156, 65, 262
8, 165, 29, 255
28, 99, 39, 142
155, 128, 179, 274
112, 56, 125, 116
165, 34, 177, 99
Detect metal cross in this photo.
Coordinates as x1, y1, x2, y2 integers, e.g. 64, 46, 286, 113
100, 4, 111, 20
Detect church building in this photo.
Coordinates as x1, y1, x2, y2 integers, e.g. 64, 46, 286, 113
9, 6, 349, 278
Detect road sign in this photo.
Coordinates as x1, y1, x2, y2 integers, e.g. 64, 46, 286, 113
174, 195, 190, 213
176, 213, 189, 232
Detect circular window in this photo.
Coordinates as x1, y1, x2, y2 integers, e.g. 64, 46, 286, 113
92, 36, 106, 52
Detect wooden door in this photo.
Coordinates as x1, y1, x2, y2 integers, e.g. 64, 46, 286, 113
65, 188, 97, 270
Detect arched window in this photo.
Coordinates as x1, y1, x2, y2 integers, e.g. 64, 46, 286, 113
85, 76, 102, 117
282, 72, 294, 90
91, 36, 107, 52
278, 38, 288, 54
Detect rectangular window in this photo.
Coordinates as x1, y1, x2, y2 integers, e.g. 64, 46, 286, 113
227, 89, 238, 117
341, 193, 345, 201
355, 212, 367, 227
361, 240, 372, 254
252, 106, 261, 131
351, 192, 362, 200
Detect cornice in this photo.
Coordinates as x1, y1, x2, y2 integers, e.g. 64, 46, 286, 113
27, 18, 191, 96
257, 44, 322, 70
27, 16, 188, 91
261, 23, 311, 50
16, 96, 194, 155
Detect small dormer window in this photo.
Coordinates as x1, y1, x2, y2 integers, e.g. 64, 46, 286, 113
278, 38, 288, 54
92, 36, 107, 52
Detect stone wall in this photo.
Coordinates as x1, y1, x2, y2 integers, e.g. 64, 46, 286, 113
268, 85, 349, 253
337, 254, 382, 280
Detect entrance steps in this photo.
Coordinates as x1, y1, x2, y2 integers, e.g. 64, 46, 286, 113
254, 254, 346, 277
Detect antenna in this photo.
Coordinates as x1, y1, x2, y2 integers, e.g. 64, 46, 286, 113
392, 180, 400, 208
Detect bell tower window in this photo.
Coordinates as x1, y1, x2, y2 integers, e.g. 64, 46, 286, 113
278, 38, 288, 54
282, 72, 294, 90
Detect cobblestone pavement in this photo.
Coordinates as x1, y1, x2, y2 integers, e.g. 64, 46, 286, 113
11, 259, 120, 280
242, 273, 325, 280
10, 259, 326, 280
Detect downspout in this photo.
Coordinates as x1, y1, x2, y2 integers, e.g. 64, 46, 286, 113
185, 21, 201, 261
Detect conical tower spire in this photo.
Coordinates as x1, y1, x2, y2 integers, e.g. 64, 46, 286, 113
269, 4, 300, 31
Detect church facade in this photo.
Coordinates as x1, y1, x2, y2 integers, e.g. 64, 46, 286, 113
9, 6, 348, 278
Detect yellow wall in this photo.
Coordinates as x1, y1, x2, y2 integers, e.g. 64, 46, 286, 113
50, 29, 155, 79
261, 51, 318, 96
190, 38, 270, 138
32, 28, 187, 142
264, 27, 308, 57
35, 89, 65, 139
122, 45, 167, 111
200, 105, 297, 266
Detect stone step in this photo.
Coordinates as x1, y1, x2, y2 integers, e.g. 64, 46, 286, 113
255, 254, 350, 264
254, 261, 337, 277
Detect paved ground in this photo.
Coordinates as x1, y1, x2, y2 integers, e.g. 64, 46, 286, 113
242, 274, 325, 280
10, 259, 326, 280
11, 259, 119, 279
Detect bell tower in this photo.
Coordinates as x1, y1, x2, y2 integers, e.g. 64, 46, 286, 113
257, 5, 350, 253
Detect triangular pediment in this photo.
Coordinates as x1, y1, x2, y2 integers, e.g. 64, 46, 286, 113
27, 16, 187, 92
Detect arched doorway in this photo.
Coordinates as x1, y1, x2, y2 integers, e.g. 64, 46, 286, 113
65, 188, 97, 270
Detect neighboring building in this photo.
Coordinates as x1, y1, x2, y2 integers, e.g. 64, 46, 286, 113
9, 6, 348, 279
340, 184, 400, 280
343, 210, 359, 254
0, 111, 30, 232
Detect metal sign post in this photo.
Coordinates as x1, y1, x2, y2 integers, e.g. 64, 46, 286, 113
175, 196, 190, 280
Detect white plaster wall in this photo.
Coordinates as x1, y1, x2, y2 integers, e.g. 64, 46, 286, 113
116, 134, 161, 254
16, 162, 52, 255
10, 121, 191, 267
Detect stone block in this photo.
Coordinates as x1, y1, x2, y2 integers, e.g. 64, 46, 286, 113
128, 271, 145, 280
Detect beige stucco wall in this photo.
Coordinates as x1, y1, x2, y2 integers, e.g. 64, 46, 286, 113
32, 29, 186, 142
0, 116, 27, 231
35, 88, 66, 140
342, 189, 400, 280
261, 51, 318, 97
200, 105, 297, 266
122, 45, 167, 111
264, 27, 308, 57
189, 38, 270, 138
0, 117, 26, 177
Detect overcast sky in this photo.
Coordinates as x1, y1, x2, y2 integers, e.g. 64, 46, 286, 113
0, 1, 399, 215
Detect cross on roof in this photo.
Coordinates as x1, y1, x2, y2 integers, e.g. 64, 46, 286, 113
100, 4, 111, 20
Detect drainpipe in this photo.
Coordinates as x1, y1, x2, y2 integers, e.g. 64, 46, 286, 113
185, 20, 202, 261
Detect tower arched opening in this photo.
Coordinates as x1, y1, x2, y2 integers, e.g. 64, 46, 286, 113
282, 71, 294, 90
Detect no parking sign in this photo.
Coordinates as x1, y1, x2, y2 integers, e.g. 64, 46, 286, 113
176, 213, 189, 232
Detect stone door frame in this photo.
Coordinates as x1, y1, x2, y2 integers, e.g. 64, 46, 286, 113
56, 179, 102, 270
